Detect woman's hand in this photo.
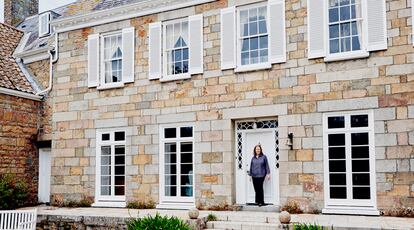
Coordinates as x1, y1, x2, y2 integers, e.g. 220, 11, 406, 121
266, 175, 271, 181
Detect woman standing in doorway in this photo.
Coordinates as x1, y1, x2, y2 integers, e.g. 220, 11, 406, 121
249, 144, 270, 206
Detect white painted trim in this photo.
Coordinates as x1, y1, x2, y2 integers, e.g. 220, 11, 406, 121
234, 63, 272, 73
92, 201, 126, 208
324, 50, 369, 62
99, 31, 124, 88
52, 0, 216, 33
38, 148, 51, 203
322, 207, 380, 216
159, 124, 195, 207
97, 82, 125, 90
0, 87, 42, 101
322, 110, 378, 214
39, 12, 51, 37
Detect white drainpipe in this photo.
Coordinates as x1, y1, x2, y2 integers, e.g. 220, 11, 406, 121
36, 32, 59, 96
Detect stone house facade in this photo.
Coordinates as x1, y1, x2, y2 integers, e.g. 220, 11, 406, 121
33, 0, 414, 215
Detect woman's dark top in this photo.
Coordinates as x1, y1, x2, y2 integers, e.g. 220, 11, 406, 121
249, 154, 270, 178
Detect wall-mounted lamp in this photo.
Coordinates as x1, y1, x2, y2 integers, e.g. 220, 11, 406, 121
286, 133, 294, 150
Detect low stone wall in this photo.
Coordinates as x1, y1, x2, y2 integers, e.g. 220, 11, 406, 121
36, 214, 205, 230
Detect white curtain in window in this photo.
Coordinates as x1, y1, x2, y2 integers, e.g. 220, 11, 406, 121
355, 2, 363, 50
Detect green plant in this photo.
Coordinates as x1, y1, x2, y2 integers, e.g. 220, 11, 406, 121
126, 200, 156, 209
127, 213, 191, 230
281, 200, 303, 214
383, 207, 414, 218
293, 223, 323, 230
0, 174, 30, 210
55, 197, 93, 208
206, 213, 217, 221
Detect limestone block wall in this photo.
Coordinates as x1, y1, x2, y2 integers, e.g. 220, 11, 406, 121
0, 94, 41, 199
50, 0, 413, 211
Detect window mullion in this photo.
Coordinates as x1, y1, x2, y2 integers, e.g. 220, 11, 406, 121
177, 140, 181, 198
345, 131, 353, 202
111, 142, 115, 198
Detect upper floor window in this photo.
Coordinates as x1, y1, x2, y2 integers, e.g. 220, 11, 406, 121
220, 0, 286, 72
239, 5, 269, 66
39, 12, 51, 37
308, 0, 387, 61
102, 33, 123, 84
328, 0, 362, 54
164, 19, 189, 77
87, 27, 135, 89
148, 15, 203, 82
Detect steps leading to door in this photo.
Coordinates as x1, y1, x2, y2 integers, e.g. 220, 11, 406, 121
241, 204, 279, 212
206, 221, 283, 230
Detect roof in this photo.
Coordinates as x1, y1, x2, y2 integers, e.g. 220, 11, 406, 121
0, 23, 36, 94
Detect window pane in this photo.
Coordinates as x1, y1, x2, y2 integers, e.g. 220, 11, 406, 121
183, 49, 189, 60
102, 146, 111, 155
251, 50, 259, 64
102, 133, 110, 141
241, 52, 249, 65
258, 7, 266, 20
181, 142, 193, 152
249, 22, 257, 35
260, 49, 268, 63
249, 8, 258, 22
115, 176, 125, 185
164, 128, 176, 138
165, 143, 176, 153
181, 175, 192, 186
340, 0, 350, 5
115, 166, 125, 175
329, 160, 346, 172
181, 153, 193, 164
340, 23, 350, 37
242, 39, 249, 51
351, 115, 368, 127
165, 175, 177, 186
329, 25, 339, 39
165, 154, 176, 164
352, 173, 370, 185
259, 36, 268, 49
115, 155, 125, 165
250, 37, 258, 50
328, 116, 345, 129
181, 164, 193, 175
351, 146, 369, 158
115, 146, 125, 155
352, 159, 369, 172
101, 186, 111, 196
115, 131, 125, 141
165, 186, 177, 196
329, 0, 339, 7
101, 176, 111, 186
181, 186, 193, 197
330, 187, 346, 199
165, 164, 177, 174
340, 6, 350, 20
351, 133, 369, 145
258, 20, 267, 34
101, 156, 110, 165
352, 36, 361, 50
329, 8, 339, 22
101, 165, 110, 175
330, 39, 340, 54
180, 127, 193, 138
115, 186, 125, 195
329, 173, 346, 185
329, 147, 346, 159
341, 37, 351, 52
353, 187, 370, 199
328, 134, 345, 146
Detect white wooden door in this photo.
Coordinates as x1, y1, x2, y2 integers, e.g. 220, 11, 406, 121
235, 120, 279, 206
38, 149, 51, 203
245, 131, 275, 204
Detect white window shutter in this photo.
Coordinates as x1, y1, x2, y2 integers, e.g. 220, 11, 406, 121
149, 22, 162, 80
366, 0, 387, 51
307, 0, 326, 59
189, 14, 204, 75
39, 12, 51, 37
268, 0, 286, 63
122, 27, 135, 83
220, 7, 236, 70
88, 34, 100, 88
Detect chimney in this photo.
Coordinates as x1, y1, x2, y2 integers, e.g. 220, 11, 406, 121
4, 0, 38, 26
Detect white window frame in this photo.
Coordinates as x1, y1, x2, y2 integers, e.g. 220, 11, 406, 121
94, 129, 127, 207
39, 12, 51, 37
322, 110, 378, 215
98, 31, 125, 90
161, 18, 191, 82
159, 124, 195, 207
324, 0, 369, 62
235, 2, 272, 72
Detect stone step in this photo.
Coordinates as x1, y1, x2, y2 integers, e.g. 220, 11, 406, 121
206, 221, 283, 230
240, 204, 280, 212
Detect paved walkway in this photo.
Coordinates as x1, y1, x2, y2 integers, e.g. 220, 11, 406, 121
28, 206, 414, 229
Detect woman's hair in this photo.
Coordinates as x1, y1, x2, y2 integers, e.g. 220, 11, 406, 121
253, 144, 263, 156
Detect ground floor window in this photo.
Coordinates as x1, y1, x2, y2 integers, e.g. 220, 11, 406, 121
160, 125, 194, 203
96, 130, 126, 202
323, 111, 376, 209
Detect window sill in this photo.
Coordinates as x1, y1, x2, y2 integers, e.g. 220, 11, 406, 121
324, 51, 369, 62
322, 207, 379, 216
234, 63, 272, 73
160, 74, 191, 82
97, 82, 125, 90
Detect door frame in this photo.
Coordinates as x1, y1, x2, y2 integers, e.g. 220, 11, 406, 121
234, 119, 280, 206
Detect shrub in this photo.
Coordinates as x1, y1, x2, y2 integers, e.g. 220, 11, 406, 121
206, 213, 217, 222
0, 174, 30, 210
127, 213, 191, 230
293, 223, 323, 230
281, 200, 303, 214
54, 197, 93, 208
383, 207, 414, 218
126, 200, 156, 209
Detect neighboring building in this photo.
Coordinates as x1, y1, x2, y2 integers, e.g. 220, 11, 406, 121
14, 0, 414, 215
0, 22, 44, 201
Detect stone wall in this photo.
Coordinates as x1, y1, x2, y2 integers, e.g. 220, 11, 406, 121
3, 0, 38, 26
50, 0, 413, 211
26, 60, 53, 141
0, 94, 40, 198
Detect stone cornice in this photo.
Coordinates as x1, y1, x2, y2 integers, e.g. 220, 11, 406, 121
51, 0, 216, 33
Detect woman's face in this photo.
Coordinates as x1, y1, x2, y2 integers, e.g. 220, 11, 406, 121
255, 146, 261, 155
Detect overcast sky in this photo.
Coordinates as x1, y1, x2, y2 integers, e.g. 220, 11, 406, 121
39, 0, 76, 13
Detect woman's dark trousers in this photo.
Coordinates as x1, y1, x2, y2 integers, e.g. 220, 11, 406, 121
252, 176, 265, 204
